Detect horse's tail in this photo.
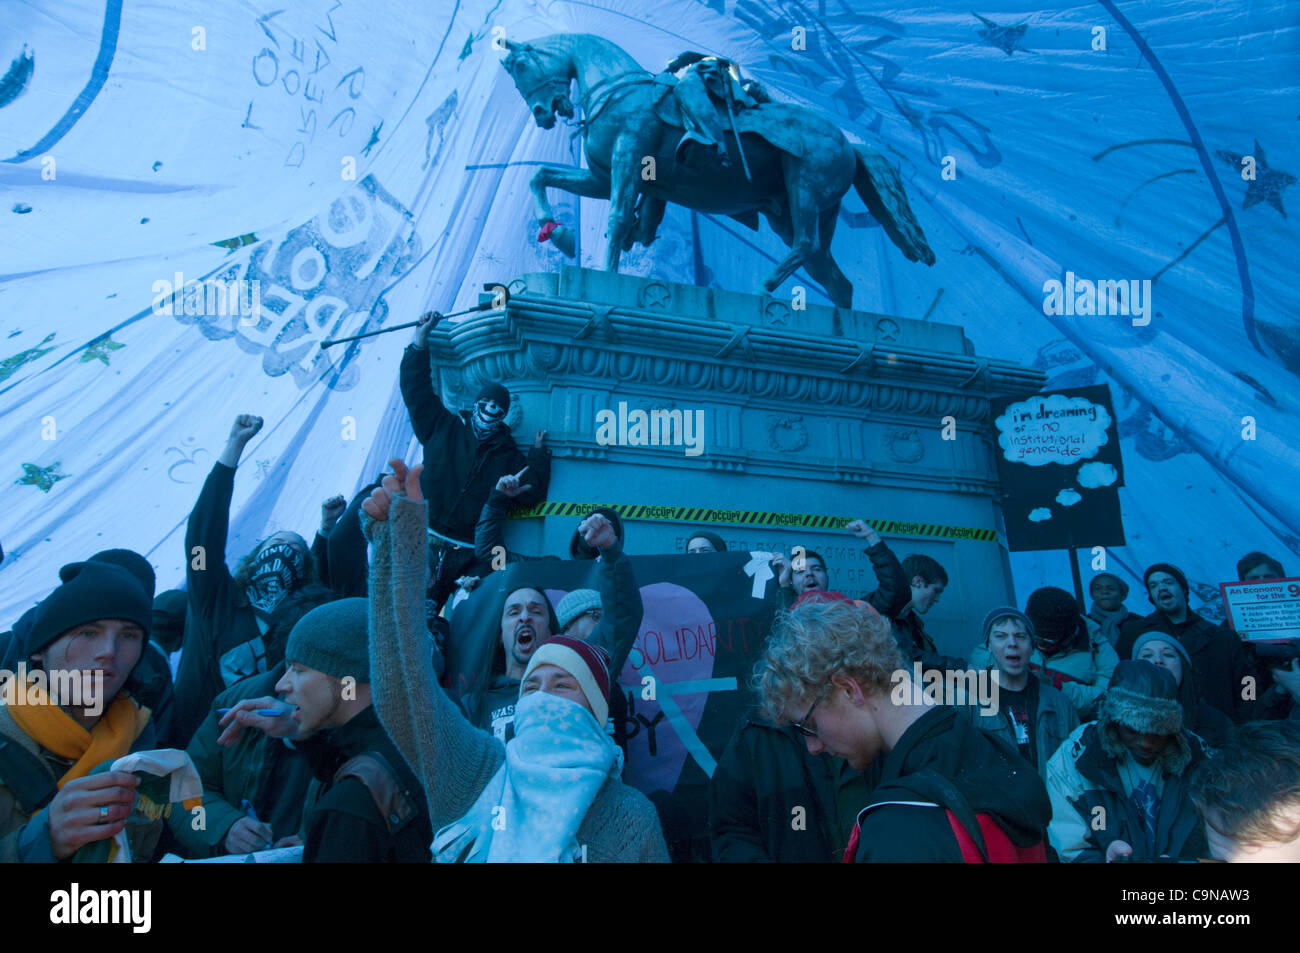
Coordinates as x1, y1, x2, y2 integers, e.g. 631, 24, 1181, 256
851, 144, 936, 266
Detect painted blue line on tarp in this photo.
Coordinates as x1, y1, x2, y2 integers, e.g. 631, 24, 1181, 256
631, 661, 718, 777
4, 0, 124, 163
664, 677, 737, 695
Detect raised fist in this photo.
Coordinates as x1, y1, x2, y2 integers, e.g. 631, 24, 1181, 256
580, 513, 617, 552
321, 494, 346, 532
846, 519, 881, 547
228, 414, 264, 445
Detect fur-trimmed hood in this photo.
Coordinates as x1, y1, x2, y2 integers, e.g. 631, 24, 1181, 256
1098, 685, 1193, 776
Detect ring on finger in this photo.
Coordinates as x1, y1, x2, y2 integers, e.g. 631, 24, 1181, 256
99, 805, 111, 824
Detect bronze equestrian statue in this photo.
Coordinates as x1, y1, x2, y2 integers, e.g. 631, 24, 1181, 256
501, 34, 935, 309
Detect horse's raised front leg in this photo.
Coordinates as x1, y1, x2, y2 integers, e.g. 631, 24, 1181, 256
529, 165, 610, 258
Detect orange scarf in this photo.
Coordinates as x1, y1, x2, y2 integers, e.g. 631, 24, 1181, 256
5, 681, 150, 788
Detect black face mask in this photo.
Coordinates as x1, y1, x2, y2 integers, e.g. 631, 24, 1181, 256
245, 543, 305, 614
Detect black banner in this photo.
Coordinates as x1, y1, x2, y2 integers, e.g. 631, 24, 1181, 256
991, 383, 1126, 552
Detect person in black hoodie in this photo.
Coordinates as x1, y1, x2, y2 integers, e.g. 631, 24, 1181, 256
172, 414, 318, 746
217, 598, 431, 862
400, 311, 550, 605
751, 596, 1051, 862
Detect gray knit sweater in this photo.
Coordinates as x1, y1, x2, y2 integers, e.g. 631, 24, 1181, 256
363, 493, 669, 862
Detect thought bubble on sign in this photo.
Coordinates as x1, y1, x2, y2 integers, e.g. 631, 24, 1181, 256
1077, 461, 1118, 488
994, 394, 1113, 466
1056, 488, 1082, 506
1028, 507, 1052, 522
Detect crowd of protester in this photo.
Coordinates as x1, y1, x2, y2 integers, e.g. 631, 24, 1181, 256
2, 320, 1299, 863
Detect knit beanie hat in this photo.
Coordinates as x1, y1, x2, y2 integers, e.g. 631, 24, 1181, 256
1089, 572, 1129, 599
1130, 629, 1193, 672
1025, 586, 1086, 652
981, 606, 1035, 645
1102, 660, 1183, 735
686, 529, 727, 553
78, 549, 157, 600
1143, 562, 1189, 602
284, 597, 370, 682
475, 381, 511, 413
520, 635, 613, 726
556, 589, 601, 631
25, 561, 153, 659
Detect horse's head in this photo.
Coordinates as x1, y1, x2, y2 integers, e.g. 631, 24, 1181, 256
501, 39, 574, 130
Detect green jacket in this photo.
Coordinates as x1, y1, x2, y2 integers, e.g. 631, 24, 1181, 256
1, 700, 157, 863
166, 664, 313, 856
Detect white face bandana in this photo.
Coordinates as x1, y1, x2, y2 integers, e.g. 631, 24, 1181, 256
431, 691, 621, 863
470, 399, 506, 440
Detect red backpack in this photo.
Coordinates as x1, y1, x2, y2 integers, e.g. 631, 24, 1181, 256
843, 771, 1047, 863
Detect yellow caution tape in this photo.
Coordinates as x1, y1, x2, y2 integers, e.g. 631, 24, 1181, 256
508, 501, 998, 542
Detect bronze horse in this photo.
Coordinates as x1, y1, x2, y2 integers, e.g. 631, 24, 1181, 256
501, 33, 935, 309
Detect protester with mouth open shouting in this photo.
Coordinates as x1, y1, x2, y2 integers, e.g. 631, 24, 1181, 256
361, 459, 668, 862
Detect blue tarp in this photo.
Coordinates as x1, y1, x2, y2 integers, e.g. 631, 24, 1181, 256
2, 0, 1296, 627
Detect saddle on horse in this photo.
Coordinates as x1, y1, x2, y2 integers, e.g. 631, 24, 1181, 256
662, 51, 768, 173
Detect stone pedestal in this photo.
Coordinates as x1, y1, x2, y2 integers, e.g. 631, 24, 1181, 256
426, 267, 1045, 658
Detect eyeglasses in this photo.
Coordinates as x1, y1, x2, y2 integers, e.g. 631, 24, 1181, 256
791, 698, 819, 738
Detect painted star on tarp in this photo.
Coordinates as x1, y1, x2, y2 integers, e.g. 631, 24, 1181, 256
16, 462, 67, 493
972, 12, 1029, 55
1217, 140, 1294, 218
80, 335, 124, 365
0, 332, 57, 384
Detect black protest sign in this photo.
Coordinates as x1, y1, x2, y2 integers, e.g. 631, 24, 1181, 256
445, 550, 779, 844
990, 383, 1126, 552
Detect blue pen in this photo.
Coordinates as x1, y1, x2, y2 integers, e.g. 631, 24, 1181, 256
218, 708, 287, 717
241, 800, 274, 850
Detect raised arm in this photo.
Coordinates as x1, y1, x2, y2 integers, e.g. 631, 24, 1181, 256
326, 480, 382, 598
398, 313, 456, 445
186, 415, 262, 608
363, 461, 505, 830
578, 513, 642, 674
846, 520, 910, 617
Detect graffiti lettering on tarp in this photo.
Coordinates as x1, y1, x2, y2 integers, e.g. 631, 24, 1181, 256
251, 4, 369, 169
165, 175, 420, 390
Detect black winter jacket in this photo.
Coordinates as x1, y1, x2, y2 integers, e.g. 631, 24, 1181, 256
708, 712, 861, 863
851, 706, 1052, 862
297, 705, 432, 863
173, 462, 273, 746
399, 345, 549, 542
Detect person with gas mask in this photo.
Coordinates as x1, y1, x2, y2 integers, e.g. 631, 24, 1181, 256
171, 415, 317, 746
400, 311, 550, 608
